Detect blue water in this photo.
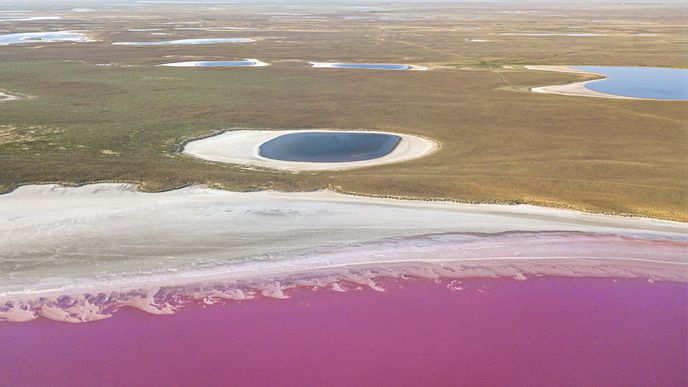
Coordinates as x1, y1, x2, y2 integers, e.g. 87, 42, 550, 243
0, 31, 87, 46
192, 60, 255, 67
259, 132, 401, 162
332, 63, 411, 71
573, 66, 688, 101
113, 38, 253, 46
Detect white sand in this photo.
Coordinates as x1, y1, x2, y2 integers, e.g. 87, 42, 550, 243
1, 184, 686, 321
526, 65, 642, 100
182, 129, 439, 171
158, 58, 269, 67
0, 91, 19, 102
309, 62, 429, 71
0, 31, 93, 46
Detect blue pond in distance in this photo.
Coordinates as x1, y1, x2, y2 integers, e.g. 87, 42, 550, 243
333, 63, 411, 71
574, 66, 688, 101
0, 31, 88, 46
259, 132, 402, 162
194, 61, 255, 67
114, 38, 252, 46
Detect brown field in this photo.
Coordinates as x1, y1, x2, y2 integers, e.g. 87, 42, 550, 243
0, 0, 686, 220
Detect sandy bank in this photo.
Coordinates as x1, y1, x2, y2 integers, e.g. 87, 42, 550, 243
0, 91, 19, 102
1, 183, 686, 322
182, 129, 439, 171
112, 38, 254, 46
526, 65, 641, 100
0, 31, 93, 46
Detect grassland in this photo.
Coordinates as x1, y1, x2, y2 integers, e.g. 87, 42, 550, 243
0, 1, 686, 220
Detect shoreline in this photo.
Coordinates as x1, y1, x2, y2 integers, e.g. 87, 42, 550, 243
181, 129, 440, 171
1, 234, 686, 322
526, 65, 644, 100
112, 37, 255, 46
1, 178, 684, 222
1, 183, 686, 322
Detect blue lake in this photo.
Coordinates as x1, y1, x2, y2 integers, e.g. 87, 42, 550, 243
190, 60, 255, 67
259, 132, 401, 162
113, 38, 253, 46
573, 66, 688, 101
332, 63, 411, 70
159, 59, 266, 67
0, 31, 88, 46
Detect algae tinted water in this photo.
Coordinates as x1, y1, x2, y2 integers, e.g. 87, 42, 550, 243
259, 132, 401, 162
1, 278, 685, 386
574, 66, 688, 100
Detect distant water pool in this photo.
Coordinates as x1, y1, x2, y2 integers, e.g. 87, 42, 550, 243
259, 132, 401, 162
309, 62, 426, 71
0, 31, 89, 46
194, 61, 253, 67
112, 37, 253, 46
574, 66, 688, 100
332, 63, 411, 70
159, 59, 268, 67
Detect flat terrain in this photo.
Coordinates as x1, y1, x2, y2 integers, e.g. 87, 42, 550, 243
1, 183, 686, 323
1, 0, 686, 220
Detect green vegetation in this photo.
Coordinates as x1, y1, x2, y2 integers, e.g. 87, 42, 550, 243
0, 2, 686, 220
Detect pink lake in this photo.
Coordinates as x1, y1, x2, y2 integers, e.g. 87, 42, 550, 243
0, 277, 686, 386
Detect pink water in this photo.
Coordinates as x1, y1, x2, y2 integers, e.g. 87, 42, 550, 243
1, 277, 686, 386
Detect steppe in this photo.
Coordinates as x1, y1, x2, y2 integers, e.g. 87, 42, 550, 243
1, 0, 686, 220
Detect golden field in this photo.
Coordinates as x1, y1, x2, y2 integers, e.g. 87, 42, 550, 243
0, 1, 686, 220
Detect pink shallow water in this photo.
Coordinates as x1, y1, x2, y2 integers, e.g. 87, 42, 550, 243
0, 277, 686, 387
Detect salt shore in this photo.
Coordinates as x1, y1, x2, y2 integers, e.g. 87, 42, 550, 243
0, 91, 19, 102
0, 184, 686, 322
112, 37, 254, 46
0, 16, 62, 22
0, 31, 92, 46
182, 129, 439, 171
526, 65, 641, 99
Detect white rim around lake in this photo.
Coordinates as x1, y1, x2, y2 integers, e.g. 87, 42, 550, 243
0, 91, 19, 102
525, 65, 643, 100
157, 58, 269, 67
309, 62, 429, 71
182, 129, 439, 171
0, 30, 93, 46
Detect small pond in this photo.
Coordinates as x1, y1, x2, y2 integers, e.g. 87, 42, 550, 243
573, 66, 688, 101
159, 59, 266, 67
0, 31, 88, 45
259, 132, 401, 162
331, 63, 411, 70
113, 38, 253, 45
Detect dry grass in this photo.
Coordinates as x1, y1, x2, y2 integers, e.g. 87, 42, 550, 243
0, 1, 686, 220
